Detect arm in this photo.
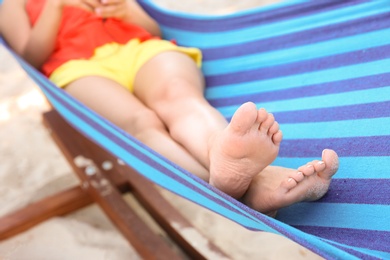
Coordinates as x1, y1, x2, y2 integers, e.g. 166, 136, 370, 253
0, 0, 38, 57
96, 0, 161, 37
0, 0, 99, 69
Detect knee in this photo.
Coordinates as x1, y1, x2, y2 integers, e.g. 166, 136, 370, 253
134, 51, 204, 106
120, 109, 166, 138
152, 54, 204, 101
161, 77, 192, 100
157, 77, 205, 108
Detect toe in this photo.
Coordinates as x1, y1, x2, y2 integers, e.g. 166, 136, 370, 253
292, 171, 305, 182
313, 160, 326, 173
318, 149, 339, 180
280, 177, 298, 192
259, 113, 275, 133
268, 121, 280, 136
272, 130, 283, 146
257, 108, 268, 123
230, 102, 258, 133
298, 163, 316, 177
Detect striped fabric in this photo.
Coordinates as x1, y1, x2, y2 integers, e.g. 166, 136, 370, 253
1, 0, 389, 258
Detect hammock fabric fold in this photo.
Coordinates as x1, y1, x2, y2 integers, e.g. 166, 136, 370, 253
1, 0, 389, 258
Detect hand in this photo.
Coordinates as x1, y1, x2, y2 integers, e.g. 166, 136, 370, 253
94, 0, 129, 19
53, 0, 101, 13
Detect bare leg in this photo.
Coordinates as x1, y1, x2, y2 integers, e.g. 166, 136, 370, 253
242, 149, 339, 216
134, 51, 227, 168
134, 51, 282, 198
64, 76, 209, 181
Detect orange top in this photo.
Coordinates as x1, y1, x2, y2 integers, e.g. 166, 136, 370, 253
26, 0, 154, 76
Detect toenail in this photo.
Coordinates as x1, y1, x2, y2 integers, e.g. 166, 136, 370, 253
306, 164, 313, 168
318, 161, 325, 165
297, 171, 303, 176
288, 178, 293, 182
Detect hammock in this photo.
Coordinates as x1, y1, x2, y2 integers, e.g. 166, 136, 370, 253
1, 0, 389, 258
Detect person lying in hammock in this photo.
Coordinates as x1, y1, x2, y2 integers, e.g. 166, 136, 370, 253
0, 0, 339, 217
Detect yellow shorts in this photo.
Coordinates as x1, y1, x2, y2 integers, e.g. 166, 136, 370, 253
49, 39, 202, 92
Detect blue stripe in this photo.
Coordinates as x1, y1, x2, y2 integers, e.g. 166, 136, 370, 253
208, 73, 390, 108
273, 156, 390, 179
141, 0, 340, 32
216, 89, 390, 119
277, 203, 390, 232
321, 179, 390, 205
322, 240, 385, 260
280, 118, 390, 139
203, 27, 390, 76
244, 211, 357, 260
158, 1, 390, 47
205, 58, 390, 98
295, 226, 390, 253
205, 46, 390, 90
273, 101, 390, 123
349, 248, 390, 260
279, 136, 390, 157
201, 10, 390, 61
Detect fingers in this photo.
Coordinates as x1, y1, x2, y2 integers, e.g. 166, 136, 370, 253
83, 0, 101, 7
78, 3, 96, 12
68, 0, 100, 12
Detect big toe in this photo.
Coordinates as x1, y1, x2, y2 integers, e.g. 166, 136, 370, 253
230, 102, 259, 133
319, 149, 339, 180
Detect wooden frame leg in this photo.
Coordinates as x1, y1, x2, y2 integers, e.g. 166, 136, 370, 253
0, 109, 229, 259
0, 186, 92, 241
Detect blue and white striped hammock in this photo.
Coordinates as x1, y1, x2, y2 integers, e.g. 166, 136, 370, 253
1, 0, 389, 258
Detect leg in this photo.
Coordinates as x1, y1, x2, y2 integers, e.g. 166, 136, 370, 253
134, 51, 282, 198
64, 76, 209, 181
242, 149, 339, 216
134, 51, 226, 168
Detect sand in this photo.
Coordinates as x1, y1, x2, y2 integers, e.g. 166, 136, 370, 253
0, 1, 323, 259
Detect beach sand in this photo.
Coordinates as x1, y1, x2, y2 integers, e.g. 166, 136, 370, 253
0, 1, 323, 259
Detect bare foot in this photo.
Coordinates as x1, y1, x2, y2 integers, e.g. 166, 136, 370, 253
242, 149, 339, 217
208, 102, 283, 198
